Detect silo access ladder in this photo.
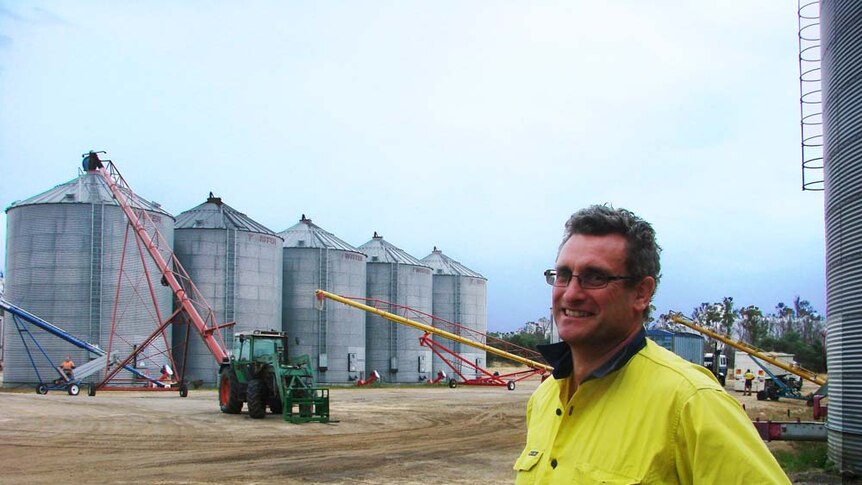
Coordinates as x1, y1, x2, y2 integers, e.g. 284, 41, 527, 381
84, 151, 233, 366
314, 290, 552, 389
76, 151, 234, 396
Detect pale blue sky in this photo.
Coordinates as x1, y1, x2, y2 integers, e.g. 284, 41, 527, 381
0, 2, 826, 332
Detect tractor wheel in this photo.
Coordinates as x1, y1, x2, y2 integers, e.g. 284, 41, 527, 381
179, 381, 189, 398
247, 378, 267, 419
507, 380, 516, 391
68, 384, 80, 396
269, 397, 283, 415
88, 384, 97, 397
756, 390, 767, 401
448, 379, 458, 389
218, 368, 243, 414
36, 384, 48, 395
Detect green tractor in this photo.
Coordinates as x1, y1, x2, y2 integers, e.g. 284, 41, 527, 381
218, 330, 329, 423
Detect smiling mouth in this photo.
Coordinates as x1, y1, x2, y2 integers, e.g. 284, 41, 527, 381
563, 309, 592, 318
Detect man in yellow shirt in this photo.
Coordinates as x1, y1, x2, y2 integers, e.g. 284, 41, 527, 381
744, 369, 756, 396
514, 205, 790, 484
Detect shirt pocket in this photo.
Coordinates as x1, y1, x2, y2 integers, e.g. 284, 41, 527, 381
513, 448, 543, 485
573, 463, 643, 484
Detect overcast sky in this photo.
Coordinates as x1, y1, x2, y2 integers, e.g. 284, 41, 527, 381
0, 2, 826, 332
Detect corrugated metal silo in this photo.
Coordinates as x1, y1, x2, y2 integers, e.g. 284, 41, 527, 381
3, 166, 174, 385
821, 0, 862, 473
279, 215, 366, 384
172, 194, 283, 385
359, 233, 433, 383
0, 272, 5, 367
420, 247, 487, 379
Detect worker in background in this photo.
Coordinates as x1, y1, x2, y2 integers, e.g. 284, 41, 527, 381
744, 368, 756, 396
60, 356, 75, 380
514, 205, 790, 484
159, 364, 175, 384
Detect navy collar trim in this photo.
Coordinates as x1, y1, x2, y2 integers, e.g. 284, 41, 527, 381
537, 327, 647, 381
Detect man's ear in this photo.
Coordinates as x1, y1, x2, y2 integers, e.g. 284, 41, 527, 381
632, 276, 657, 313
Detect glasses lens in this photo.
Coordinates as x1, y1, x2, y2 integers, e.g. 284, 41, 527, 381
544, 270, 556, 286
554, 270, 572, 287
580, 272, 609, 289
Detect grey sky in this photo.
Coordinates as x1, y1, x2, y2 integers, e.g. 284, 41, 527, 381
0, 2, 825, 332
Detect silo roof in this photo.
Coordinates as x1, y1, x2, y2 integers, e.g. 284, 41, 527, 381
279, 215, 363, 252
420, 247, 485, 279
5, 171, 171, 217
359, 233, 427, 266
175, 193, 278, 235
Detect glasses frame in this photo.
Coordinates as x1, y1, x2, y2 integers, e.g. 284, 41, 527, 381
544, 269, 638, 289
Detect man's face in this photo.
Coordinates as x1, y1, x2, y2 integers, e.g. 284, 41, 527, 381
552, 233, 654, 351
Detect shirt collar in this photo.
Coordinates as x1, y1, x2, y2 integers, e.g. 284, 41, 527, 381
537, 327, 647, 381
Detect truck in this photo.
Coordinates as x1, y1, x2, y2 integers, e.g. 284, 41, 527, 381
703, 352, 727, 386
732, 350, 803, 400
218, 330, 329, 423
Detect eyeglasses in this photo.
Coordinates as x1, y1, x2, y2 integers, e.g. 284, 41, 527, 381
544, 269, 638, 289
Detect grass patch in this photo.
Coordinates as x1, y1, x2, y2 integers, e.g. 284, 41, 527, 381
773, 442, 831, 473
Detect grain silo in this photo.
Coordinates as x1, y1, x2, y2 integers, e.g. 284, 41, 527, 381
420, 247, 487, 379
3, 164, 174, 385
279, 215, 366, 384
359, 233, 433, 383
821, 0, 862, 473
172, 194, 283, 386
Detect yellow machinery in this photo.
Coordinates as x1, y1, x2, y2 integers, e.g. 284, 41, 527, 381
315, 290, 551, 387
670, 313, 824, 386
669, 313, 826, 390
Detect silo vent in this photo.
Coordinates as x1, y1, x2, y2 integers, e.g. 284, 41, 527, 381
373, 232, 382, 239
297, 240, 306, 247
63, 193, 76, 201
206, 192, 222, 205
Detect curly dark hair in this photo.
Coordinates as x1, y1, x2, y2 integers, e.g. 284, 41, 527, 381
561, 204, 662, 318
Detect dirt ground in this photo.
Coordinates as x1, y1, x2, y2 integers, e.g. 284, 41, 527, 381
0, 372, 838, 485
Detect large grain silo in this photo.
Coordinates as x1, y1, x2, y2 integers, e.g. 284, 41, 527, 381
359, 233, 433, 383
420, 247, 487, 379
3, 165, 174, 385
279, 215, 366, 384
172, 194, 283, 386
821, 0, 862, 473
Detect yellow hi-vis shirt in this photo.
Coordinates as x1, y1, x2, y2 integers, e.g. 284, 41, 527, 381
514, 335, 790, 484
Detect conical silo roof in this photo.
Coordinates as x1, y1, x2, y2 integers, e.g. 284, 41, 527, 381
5, 170, 171, 216
175, 193, 278, 235
420, 247, 485, 278
278, 214, 362, 252
359, 232, 426, 265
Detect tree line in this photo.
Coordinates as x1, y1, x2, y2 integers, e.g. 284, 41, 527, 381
488, 296, 826, 373
655, 296, 826, 373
